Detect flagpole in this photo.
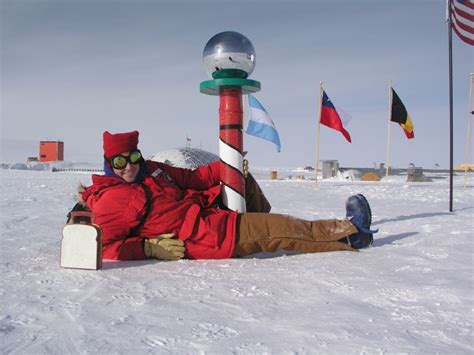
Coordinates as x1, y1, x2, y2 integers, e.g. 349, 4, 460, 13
448, 0, 454, 212
315, 81, 323, 187
385, 80, 393, 181
464, 73, 473, 189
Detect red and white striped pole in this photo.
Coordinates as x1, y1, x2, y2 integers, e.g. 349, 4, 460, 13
218, 88, 246, 212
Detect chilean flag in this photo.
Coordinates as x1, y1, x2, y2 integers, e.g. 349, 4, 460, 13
320, 91, 352, 143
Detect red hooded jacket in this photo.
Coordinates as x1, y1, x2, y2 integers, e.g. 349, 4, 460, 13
80, 161, 237, 260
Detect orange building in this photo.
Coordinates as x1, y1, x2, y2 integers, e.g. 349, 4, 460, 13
39, 141, 64, 162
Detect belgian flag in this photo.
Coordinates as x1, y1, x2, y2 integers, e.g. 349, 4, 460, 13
391, 88, 414, 139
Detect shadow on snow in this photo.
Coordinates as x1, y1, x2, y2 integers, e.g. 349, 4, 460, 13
372, 232, 418, 247
372, 212, 452, 225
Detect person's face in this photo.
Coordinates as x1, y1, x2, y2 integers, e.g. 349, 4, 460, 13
111, 151, 141, 182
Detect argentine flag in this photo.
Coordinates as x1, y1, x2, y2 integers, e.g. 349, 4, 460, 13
244, 94, 281, 152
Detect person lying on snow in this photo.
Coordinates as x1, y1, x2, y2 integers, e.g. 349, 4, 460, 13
74, 130, 378, 261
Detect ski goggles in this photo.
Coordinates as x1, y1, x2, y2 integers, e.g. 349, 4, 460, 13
109, 150, 142, 170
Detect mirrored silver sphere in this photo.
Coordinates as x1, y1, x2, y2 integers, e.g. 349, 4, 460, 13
203, 31, 256, 78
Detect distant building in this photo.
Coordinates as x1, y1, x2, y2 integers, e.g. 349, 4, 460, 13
39, 141, 64, 162
27, 157, 39, 163
454, 164, 474, 171
149, 147, 219, 169
321, 160, 339, 179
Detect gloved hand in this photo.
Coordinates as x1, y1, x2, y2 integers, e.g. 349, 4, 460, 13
144, 234, 185, 260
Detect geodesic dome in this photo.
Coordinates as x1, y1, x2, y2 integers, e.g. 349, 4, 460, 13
148, 148, 219, 169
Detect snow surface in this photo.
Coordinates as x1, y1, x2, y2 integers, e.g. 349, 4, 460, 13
0, 168, 473, 353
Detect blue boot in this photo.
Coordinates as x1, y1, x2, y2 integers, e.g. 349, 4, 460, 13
344, 194, 378, 249
343, 231, 373, 250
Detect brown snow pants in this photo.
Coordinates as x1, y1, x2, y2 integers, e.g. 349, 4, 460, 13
235, 175, 356, 256
244, 173, 272, 213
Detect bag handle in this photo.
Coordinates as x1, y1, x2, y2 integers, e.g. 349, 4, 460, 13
69, 211, 95, 225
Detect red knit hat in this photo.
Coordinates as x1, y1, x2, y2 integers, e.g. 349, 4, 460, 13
103, 130, 139, 158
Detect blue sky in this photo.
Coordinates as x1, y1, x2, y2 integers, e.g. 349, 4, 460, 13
1, 0, 472, 168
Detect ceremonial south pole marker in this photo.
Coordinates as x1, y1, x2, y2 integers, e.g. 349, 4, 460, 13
200, 31, 261, 212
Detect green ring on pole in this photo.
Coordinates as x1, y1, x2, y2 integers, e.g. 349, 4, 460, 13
212, 69, 248, 79
200, 78, 261, 96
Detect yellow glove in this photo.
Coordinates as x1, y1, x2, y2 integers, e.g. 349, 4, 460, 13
144, 234, 185, 260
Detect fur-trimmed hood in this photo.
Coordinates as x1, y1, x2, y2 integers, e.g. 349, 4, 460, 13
76, 184, 87, 207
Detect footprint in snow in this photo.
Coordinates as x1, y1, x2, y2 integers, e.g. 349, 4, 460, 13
191, 322, 238, 341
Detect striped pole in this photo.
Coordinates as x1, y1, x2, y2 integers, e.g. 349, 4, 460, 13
201, 70, 260, 212
219, 88, 246, 212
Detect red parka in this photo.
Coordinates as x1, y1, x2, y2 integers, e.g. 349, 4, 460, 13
81, 161, 237, 260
